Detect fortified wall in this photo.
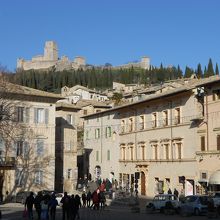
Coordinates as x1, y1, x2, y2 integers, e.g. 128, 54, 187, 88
17, 41, 150, 71
17, 41, 86, 71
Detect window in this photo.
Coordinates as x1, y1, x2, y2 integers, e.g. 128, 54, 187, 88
153, 144, 158, 160
35, 170, 43, 184
141, 145, 145, 160
66, 114, 72, 124
201, 136, 205, 151
16, 107, 24, 122
66, 141, 71, 151
105, 126, 112, 138
201, 172, 207, 179
15, 169, 24, 186
121, 120, 125, 133
217, 135, 220, 151
177, 143, 182, 159
174, 108, 180, 125
36, 140, 44, 156
165, 144, 169, 160
213, 90, 220, 100
130, 146, 134, 160
34, 108, 49, 124
107, 150, 110, 160
128, 117, 134, 132
139, 115, 145, 130
83, 110, 88, 115
152, 113, 157, 128
16, 141, 23, 157
96, 151, 99, 161
67, 169, 72, 179
163, 110, 168, 126
95, 128, 100, 139
120, 145, 126, 160
0, 138, 5, 156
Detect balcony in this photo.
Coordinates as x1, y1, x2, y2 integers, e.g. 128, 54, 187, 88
0, 157, 16, 169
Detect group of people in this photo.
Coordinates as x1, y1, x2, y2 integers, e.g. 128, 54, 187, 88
24, 189, 107, 220
25, 191, 59, 220
24, 191, 81, 220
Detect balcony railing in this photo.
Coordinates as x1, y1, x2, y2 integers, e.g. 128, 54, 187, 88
0, 157, 16, 168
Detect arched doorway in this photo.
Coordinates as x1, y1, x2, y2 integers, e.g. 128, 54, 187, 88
141, 172, 146, 195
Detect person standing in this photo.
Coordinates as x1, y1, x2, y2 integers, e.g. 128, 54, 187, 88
48, 194, 58, 220
34, 192, 43, 220
81, 192, 86, 207
86, 190, 92, 208
174, 188, 179, 198
60, 192, 70, 220
25, 192, 35, 220
168, 188, 172, 194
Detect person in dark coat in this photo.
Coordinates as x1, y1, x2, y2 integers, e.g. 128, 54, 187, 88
60, 192, 70, 220
86, 190, 92, 208
34, 191, 43, 220
48, 193, 58, 220
68, 195, 77, 220
81, 192, 87, 207
167, 188, 172, 194
74, 194, 81, 219
174, 188, 179, 198
25, 192, 35, 220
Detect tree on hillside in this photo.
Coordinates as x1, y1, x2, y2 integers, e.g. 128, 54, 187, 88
196, 63, 203, 78
111, 92, 123, 106
205, 58, 215, 77
184, 66, 194, 78
177, 65, 183, 78
215, 63, 219, 75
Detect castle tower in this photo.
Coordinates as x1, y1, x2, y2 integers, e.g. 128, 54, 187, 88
44, 41, 58, 61
140, 56, 150, 70
74, 56, 86, 66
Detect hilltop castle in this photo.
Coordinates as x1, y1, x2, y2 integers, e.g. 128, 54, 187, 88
17, 41, 150, 71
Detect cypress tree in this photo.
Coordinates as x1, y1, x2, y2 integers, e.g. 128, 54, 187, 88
215, 63, 219, 75
205, 58, 215, 77
196, 63, 203, 78
184, 66, 194, 78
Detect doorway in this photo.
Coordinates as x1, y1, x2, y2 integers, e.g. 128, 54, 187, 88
141, 172, 146, 195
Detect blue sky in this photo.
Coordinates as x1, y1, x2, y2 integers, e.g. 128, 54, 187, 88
0, 0, 220, 72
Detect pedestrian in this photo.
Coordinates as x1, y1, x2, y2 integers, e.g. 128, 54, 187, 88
81, 192, 87, 207
168, 188, 172, 194
174, 188, 179, 198
41, 195, 49, 220
92, 190, 99, 210
74, 194, 81, 219
34, 191, 43, 220
99, 191, 106, 210
48, 193, 58, 220
68, 195, 77, 220
60, 192, 70, 220
86, 190, 92, 207
25, 192, 35, 220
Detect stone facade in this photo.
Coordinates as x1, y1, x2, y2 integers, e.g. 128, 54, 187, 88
0, 82, 62, 200
17, 41, 150, 71
83, 76, 220, 197
17, 41, 86, 71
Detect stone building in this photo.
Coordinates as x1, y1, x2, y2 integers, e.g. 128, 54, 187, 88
0, 81, 62, 200
83, 76, 220, 197
17, 41, 86, 71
